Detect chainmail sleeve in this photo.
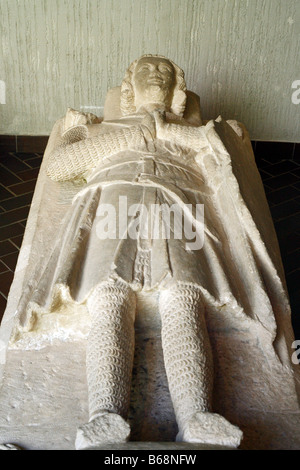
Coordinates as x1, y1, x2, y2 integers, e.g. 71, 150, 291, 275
157, 122, 208, 152
46, 125, 146, 182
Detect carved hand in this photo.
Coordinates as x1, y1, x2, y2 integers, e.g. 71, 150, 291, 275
63, 108, 99, 133
153, 110, 167, 140
61, 108, 101, 145
140, 113, 156, 141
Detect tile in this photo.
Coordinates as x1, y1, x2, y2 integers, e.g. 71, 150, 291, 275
0, 223, 25, 242
0, 206, 30, 228
258, 169, 273, 181
0, 270, 14, 298
0, 193, 33, 211
263, 184, 276, 194
17, 136, 49, 154
0, 153, 31, 173
269, 197, 300, 222
263, 160, 300, 176
23, 156, 43, 169
284, 250, 300, 275
0, 293, 7, 321
0, 259, 10, 274
266, 185, 300, 205
13, 152, 38, 161
0, 239, 19, 257
290, 294, 300, 314
10, 234, 24, 249
255, 141, 295, 162
291, 310, 300, 338
0, 184, 15, 201
0, 136, 16, 153
6, 180, 36, 196
274, 213, 300, 239
286, 270, 300, 302
1, 252, 19, 271
278, 231, 300, 256
291, 167, 300, 178
251, 141, 256, 152
263, 172, 299, 190
17, 167, 40, 181
294, 143, 300, 162
0, 165, 22, 186
292, 180, 300, 190
256, 158, 275, 171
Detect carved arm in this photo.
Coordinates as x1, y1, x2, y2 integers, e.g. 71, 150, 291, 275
46, 125, 146, 182
154, 111, 207, 152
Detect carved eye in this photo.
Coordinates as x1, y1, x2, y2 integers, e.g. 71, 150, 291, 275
137, 64, 150, 72
158, 65, 173, 74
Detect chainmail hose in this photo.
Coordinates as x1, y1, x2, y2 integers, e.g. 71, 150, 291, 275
86, 280, 136, 421
159, 284, 214, 432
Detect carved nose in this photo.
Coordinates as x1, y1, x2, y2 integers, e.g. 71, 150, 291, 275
149, 72, 161, 78
148, 71, 163, 82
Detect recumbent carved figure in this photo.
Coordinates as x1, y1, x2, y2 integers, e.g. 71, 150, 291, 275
32, 54, 284, 449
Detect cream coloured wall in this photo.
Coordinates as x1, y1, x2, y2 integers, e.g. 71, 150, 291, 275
0, 0, 299, 141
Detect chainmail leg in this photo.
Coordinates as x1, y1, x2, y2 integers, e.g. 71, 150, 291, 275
86, 280, 136, 421
159, 284, 214, 432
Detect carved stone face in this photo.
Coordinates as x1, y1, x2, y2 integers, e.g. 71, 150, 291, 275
133, 56, 176, 112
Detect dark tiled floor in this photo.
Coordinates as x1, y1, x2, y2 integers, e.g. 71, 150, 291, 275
0, 151, 42, 316
0, 144, 299, 338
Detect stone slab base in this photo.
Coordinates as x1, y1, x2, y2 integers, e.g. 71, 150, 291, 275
0, 292, 300, 450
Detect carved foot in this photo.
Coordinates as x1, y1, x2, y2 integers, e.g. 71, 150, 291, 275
75, 412, 131, 450
176, 412, 243, 448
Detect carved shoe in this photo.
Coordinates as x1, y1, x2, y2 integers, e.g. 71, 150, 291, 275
176, 411, 243, 448
75, 412, 131, 450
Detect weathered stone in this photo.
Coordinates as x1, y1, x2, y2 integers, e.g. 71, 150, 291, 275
0, 55, 299, 450
75, 412, 131, 450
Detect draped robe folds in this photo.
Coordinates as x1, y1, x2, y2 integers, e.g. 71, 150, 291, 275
3, 113, 294, 370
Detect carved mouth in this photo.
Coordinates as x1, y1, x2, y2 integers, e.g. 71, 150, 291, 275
147, 78, 164, 85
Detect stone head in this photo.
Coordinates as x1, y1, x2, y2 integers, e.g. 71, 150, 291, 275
120, 54, 187, 116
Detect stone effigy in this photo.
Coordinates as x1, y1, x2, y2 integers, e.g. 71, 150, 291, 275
0, 55, 299, 450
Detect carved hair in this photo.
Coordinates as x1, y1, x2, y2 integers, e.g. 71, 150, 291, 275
120, 54, 187, 116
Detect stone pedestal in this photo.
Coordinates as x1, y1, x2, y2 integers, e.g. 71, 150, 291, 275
0, 70, 299, 449
0, 290, 299, 450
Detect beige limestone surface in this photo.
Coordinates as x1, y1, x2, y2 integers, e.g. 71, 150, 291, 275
0, 55, 299, 450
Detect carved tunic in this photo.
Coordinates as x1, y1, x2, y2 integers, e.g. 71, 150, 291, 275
15, 116, 285, 339
49, 134, 217, 298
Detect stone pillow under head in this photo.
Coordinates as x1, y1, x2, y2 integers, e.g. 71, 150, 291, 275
103, 86, 202, 126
